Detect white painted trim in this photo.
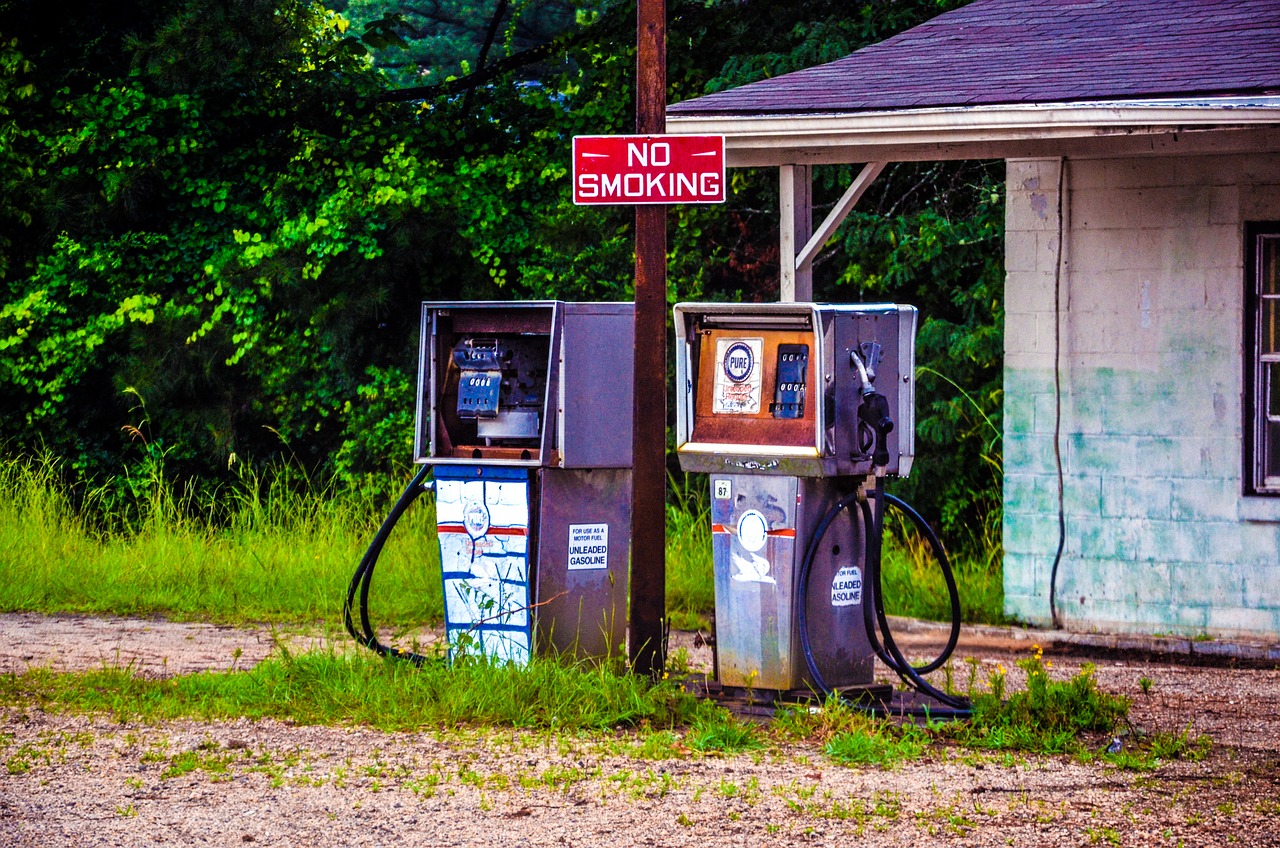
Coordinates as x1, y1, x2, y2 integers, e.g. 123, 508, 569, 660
1241, 496, 1280, 523
667, 97, 1280, 164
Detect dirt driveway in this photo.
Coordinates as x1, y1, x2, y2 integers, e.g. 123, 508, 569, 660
1, 613, 1278, 847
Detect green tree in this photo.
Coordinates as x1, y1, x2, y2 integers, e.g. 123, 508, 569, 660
1, 0, 999, 547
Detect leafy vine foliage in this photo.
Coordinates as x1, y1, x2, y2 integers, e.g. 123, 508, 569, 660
0, 0, 999, 544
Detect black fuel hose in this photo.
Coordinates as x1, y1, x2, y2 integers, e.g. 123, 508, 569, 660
343, 465, 436, 666
796, 476, 970, 715
860, 490, 961, 676
864, 475, 969, 711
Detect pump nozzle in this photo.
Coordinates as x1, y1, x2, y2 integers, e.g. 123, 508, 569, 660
851, 349, 893, 470
858, 391, 894, 470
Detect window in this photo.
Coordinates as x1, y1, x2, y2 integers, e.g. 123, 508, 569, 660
1247, 224, 1280, 494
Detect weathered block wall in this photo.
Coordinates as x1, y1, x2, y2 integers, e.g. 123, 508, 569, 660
1003, 154, 1280, 638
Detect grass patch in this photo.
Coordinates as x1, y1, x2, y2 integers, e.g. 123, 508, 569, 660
684, 702, 765, 754
0, 644, 1157, 770
0, 651, 701, 732
823, 722, 929, 768
959, 648, 1131, 755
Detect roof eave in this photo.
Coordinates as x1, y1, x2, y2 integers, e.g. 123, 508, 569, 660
665, 97, 1280, 166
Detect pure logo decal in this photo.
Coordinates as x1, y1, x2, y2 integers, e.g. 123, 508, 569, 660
462, 500, 491, 540
712, 337, 764, 415
723, 342, 755, 383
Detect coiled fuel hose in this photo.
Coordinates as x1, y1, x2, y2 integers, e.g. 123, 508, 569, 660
343, 465, 436, 666
796, 474, 971, 717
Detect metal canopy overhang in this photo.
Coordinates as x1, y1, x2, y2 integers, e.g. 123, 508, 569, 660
666, 96, 1280, 166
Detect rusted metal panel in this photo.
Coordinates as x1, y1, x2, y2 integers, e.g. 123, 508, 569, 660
533, 468, 631, 659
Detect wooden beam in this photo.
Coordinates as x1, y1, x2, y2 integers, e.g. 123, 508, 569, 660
795, 162, 885, 273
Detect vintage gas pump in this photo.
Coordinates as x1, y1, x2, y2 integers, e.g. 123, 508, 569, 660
674, 301, 964, 709
346, 301, 633, 665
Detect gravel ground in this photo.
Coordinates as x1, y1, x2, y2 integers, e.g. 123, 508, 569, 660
1, 613, 1278, 847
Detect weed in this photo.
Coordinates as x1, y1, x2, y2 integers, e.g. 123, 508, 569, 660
1100, 726, 1212, 771
536, 764, 584, 792
685, 703, 763, 754
160, 748, 236, 780
630, 729, 686, 760
960, 648, 1129, 755
823, 723, 928, 768
404, 772, 442, 799
1085, 825, 1121, 846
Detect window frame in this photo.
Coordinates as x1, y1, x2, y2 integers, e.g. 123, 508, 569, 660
1245, 222, 1280, 496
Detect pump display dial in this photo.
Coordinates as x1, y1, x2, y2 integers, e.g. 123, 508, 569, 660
771, 344, 809, 419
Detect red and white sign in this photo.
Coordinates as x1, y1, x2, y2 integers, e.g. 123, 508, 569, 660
572, 135, 725, 205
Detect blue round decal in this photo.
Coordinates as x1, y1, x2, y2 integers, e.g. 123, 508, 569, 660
723, 342, 755, 383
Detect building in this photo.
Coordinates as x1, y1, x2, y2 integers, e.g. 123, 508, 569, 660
667, 0, 1280, 638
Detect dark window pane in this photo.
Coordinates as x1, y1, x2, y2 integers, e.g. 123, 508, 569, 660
1264, 237, 1280, 296
1268, 419, 1280, 482
1271, 364, 1280, 419
1264, 299, 1280, 355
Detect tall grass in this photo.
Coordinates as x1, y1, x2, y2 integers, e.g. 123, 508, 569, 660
879, 513, 1006, 625
666, 475, 714, 630
0, 453, 1003, 631
0, 454, 440, 627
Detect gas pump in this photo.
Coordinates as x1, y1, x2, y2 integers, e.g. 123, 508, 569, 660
345, 301, 633, 665
674, 301, 965, 711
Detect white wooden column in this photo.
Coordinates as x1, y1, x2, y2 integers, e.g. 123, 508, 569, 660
779, 164, 812, 302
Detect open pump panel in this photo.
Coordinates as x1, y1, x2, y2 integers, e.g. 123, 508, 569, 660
415, 301, 634, 470
412, 301, 633, 664
674, 302, 917, 478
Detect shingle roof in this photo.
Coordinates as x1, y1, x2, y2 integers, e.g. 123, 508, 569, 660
668, 0, 1280, 116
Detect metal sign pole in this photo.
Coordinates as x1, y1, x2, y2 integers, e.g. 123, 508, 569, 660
629, 0, 667, 678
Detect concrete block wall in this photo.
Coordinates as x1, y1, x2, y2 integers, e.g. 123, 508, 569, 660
1003, 154, 1280, 638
